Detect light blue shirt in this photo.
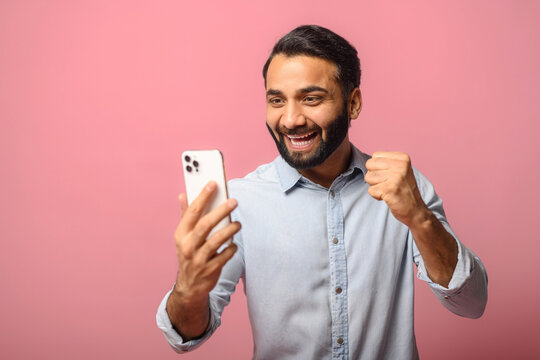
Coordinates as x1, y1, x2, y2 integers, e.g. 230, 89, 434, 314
157, 145, 488, 359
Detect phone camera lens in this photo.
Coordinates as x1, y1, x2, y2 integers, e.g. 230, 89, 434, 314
184, 155, 191, 162
193, 160, 199, 167
186, 165, 192, 172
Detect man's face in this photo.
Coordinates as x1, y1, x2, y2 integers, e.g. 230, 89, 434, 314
265, 55, 349, 170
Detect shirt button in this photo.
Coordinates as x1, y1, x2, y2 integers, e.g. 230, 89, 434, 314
337, 337, 344, 345
333, 237, 339, 244
444, 295, 450, 299
335, 287, 342, 294
330, 190, 335, 197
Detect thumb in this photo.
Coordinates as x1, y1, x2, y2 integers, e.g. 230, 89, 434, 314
367, 184, 384, 201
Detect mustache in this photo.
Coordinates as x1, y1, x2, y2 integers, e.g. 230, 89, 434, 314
277, 124, 322, 136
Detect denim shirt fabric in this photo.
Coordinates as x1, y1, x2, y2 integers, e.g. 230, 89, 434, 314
156, 145, 488, 360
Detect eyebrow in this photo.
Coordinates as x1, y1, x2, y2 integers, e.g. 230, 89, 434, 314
266, 86, 329, 97
298, 86, 329, 94
266, 89, 282, 97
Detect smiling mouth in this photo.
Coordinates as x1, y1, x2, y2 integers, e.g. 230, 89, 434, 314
285, 131, 318, 147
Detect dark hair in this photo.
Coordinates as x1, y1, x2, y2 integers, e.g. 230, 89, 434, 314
262, 25, 361, 100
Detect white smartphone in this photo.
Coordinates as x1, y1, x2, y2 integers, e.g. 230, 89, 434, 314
182, 149, 230, 239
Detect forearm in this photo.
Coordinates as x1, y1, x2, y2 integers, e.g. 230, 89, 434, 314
166, 287, 211, 341
409, 207, 458, 288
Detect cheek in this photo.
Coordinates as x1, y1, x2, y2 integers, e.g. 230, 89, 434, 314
307, 108, 335, 130
265, 108, 281, 130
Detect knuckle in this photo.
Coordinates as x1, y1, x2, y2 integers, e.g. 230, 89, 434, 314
221, 224, 237, 237
387, 183, 399, 195
192, 256, 205, 269
189, 203, 203, 215
181, 245, 193, 259
193, 227, 208, 241
197, 216, 212, 231
206, 235, 222, 250
175, 232, 185, 246
174, 232, 182, 244
174, 225, 186, 239
194, 220, 211, 237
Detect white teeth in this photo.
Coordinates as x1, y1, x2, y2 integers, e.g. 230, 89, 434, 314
288, 133, 312, 139
287, 132, 316, 146
291, 139, 313, 146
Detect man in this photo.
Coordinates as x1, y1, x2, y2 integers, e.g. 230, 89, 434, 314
157, 25, 488, 359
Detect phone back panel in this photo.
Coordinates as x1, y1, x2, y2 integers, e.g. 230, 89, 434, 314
181, 149, 230, 239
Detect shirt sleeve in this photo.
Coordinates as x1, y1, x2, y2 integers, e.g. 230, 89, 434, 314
155, 211, 246, 353
410, 167, 488, 319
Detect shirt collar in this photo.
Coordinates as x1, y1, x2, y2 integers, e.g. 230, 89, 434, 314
274, 143, 368, 193
275, 155, 303, 192
348, 144, 368, 177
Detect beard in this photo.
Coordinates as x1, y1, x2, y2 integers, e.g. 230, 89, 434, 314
266, 105, 349, 170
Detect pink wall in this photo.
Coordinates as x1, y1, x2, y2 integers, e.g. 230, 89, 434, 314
1, 1, 539, 359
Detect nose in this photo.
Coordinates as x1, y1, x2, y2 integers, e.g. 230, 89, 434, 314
281, 102, 306, 130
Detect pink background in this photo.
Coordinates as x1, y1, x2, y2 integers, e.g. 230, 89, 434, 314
1, 1, 539, 359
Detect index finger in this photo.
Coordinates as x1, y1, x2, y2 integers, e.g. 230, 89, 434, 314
366, 157, 407, 171
372, 151, 410, 161
180, 181, 218, 231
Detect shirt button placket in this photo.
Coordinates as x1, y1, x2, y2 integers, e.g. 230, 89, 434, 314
327, 185, 348, 360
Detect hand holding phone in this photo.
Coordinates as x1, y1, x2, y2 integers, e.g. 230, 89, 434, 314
168, 150, 241, 339
169, 180, 240, 339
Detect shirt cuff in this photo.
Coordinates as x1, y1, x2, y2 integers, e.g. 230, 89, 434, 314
416, 232, 474, 294
155, 289, 218, 353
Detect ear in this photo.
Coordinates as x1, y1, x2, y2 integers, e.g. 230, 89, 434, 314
348, 88, 362, 120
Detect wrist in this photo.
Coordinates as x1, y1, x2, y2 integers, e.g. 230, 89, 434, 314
172, 283, 208, 308
166, 285, 210, 340
407, 205, 433, 232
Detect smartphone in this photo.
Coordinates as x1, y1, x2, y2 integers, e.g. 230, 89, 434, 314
182, 149, 230, 239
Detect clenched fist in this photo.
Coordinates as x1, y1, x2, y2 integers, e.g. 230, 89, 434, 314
365, 152, 428, 228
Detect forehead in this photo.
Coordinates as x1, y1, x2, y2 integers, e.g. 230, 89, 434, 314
266, 54, 339, 92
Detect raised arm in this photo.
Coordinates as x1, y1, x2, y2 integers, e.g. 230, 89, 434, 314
365, 152, 459, 287
365, 151, 487, 318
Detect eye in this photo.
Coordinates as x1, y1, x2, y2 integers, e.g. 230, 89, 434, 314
304, 95, 322, 104
268, 97, 284, 106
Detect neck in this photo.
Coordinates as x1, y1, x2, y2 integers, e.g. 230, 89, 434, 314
298, 138, 352, 188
